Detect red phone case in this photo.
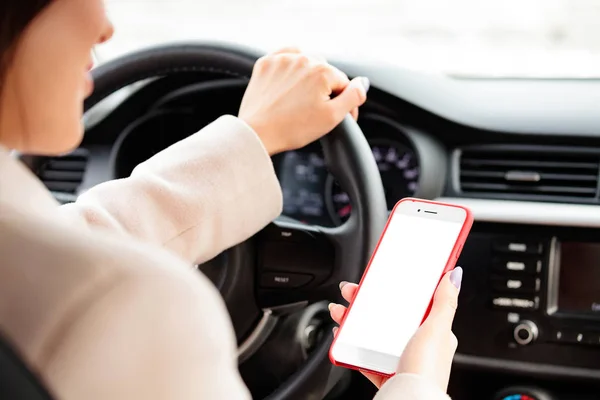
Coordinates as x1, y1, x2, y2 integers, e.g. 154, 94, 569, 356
328, 197, 474, 377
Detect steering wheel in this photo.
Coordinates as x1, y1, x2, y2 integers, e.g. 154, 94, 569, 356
84, 43, 388, 400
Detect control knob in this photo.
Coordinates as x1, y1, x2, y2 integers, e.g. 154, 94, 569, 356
513, 320, 539, 346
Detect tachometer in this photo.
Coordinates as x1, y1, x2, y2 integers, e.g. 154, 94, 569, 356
326, 140, 419, 224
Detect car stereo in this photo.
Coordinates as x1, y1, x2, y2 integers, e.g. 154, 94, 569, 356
454, 222, 600, 375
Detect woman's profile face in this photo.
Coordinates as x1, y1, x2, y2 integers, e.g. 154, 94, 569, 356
0, 0, 114, 155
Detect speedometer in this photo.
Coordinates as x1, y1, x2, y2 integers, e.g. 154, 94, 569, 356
326, 139, 419, 224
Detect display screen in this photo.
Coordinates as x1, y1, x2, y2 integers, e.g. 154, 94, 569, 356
557, 242, 600, 315
333, 205, 465, 368
278, 150, 329, 225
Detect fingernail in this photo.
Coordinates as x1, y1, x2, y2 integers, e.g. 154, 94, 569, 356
359, 76, 370, 93
328, 303, 334, 311
450, 267, 463, 290
339, 281, 349, 290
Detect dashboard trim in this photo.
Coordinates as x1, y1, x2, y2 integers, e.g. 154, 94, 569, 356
546, 237, 560, 316
454, 353, 600, 380
436, 197, 600, 228
449, 148, 462, 196
237, 309, 278, 364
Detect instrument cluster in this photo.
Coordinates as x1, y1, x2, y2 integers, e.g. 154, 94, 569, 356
276, 114, 426, 227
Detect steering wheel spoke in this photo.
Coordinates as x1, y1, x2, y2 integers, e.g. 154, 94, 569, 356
255, 219, 337, 308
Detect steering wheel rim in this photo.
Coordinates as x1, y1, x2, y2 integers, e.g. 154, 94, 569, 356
84, 42, 388, 400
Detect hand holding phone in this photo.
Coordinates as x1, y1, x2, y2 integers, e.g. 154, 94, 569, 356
330, 268, 462, 390
329, 198, 473, 377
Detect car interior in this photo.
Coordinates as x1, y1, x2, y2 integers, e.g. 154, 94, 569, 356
9, 17, 600, 400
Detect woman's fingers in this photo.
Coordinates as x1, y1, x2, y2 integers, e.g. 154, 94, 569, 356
360, 371, 388, 388
396, 267, 464, 392
328, 77, 369, 122
331, 272, 462, 391
329, 282, 359, 325
329, 303, 347, 324
240, 50, 369, 155
340, 281, 358, 303
322, 64, 351, 94
428, 267, 462, 332
331, 280, 393, 389
272, 47, 349, 93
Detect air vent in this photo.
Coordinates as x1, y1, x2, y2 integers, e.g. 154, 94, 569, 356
38, 148, 89, 195
459, 147, 600, 200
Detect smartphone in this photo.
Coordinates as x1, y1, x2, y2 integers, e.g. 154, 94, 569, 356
329, 198, 473, 376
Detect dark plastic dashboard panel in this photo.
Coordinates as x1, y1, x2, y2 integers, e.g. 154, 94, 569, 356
454, 221, 600, 379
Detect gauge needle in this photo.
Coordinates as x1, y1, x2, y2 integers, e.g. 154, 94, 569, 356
339, 204, 352, 218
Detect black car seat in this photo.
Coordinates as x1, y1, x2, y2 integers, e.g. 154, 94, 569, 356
0, 333, 54, 399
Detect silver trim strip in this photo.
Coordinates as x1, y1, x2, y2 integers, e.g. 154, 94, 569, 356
237, 309, 278, 364
236, 301, 309, 364
546, 237, 559, 315
436, 197, 600, 227
504, 171, 541, 182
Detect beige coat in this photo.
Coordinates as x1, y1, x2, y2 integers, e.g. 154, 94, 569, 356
0, 115, 449, 399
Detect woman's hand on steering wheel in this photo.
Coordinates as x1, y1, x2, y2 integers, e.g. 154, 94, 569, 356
238, 47, 370, 156
329, 267, 463, 392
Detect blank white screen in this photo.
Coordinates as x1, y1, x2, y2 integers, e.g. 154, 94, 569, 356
335, 213, 463, 358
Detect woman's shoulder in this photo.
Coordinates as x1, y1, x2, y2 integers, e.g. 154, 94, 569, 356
0, 210, 234, 377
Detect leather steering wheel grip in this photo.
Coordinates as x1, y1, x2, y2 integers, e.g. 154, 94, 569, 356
85, 42, 257, 111
321, 115, 388, 289
84, 42, 387, 400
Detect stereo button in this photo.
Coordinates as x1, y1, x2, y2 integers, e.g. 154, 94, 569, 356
493, 241, 543, 255
492, 296, 539, 310
492, 276, 539, 293
493, 258, 542, 275
568, 332, 595, 346
553, 330, 566, 342
550, 330, 596, 345
260, 272, 314, 288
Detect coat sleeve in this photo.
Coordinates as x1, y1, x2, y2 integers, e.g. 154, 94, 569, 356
60, 115, 283, 264
43, 258, 252, 400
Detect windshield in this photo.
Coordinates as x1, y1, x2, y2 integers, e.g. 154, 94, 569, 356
98, 0, 600, 78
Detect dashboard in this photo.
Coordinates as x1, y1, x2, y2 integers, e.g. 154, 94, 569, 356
274, 115, 420, 226
31, 51, 600, 400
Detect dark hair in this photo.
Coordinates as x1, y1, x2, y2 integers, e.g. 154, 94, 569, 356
0, 0, 51, 89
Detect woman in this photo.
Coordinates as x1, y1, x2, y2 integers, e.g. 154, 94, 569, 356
0, 0, 462, 399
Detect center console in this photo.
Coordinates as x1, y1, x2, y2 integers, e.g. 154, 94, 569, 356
455, 221, 600, 376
